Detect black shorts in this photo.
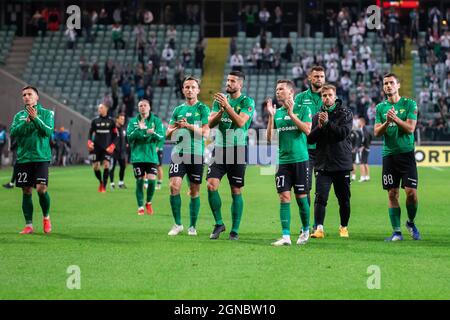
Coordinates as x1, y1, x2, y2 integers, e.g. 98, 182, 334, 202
207, 146, 247, 187
157, 150, 163, 166
169, 154, 204, 184
14, 161, 50, 188
276, 161, 310, 194
382, 151, 418, 190
133, 162, 158, 179
360, 149, 369, 164
90, 147, 111, 163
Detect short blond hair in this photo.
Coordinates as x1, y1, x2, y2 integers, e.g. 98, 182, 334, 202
321, 84, 336, 93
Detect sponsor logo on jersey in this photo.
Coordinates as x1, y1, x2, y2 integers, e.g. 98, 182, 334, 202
186, 113, 192, 117
278, 126, 297, 132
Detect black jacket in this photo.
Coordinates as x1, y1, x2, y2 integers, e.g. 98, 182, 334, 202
307, 99, 353, 172
113, 125, 127, 159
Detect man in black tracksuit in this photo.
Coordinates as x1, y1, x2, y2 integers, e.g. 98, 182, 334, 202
110, 113, 128, 189
307, 84, 353, 239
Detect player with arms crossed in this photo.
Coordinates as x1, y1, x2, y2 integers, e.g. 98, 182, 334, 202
266, 80, 312, 246
207, 71, 255, 241
87, 104, 117, 193
374, 73, 421, 241
294, 66, 325, 205
165, 76, 210, 236
127, 99, 165, 215
10, 86, 54, 234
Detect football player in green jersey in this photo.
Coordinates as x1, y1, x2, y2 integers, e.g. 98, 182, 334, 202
207, 71, 255, 241
374, 73, 421, 241
127, 99, 165, 216
266, 80, 312, 246
10, 86, 54, 234
166, 77, 210, 236
294, 66, 325, 206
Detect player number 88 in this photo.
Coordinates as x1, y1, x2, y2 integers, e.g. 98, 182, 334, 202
383, 174, 393, 185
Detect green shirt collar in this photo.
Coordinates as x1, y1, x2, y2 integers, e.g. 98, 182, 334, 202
24, 103, 42, 111
307, 88, 321, 101
322, 103, 336, 113
138, 113, 153, 122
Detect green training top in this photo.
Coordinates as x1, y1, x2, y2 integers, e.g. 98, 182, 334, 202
212, 94, 255, 147
274, 104, 312, 164
10, 103, 54, 164
169, 101, 210, 156
375, 97, 418, 156
127, 113, 165, 164
294, 88, 323, 150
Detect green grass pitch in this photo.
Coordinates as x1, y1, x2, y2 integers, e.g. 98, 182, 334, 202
0, 165, 449, 300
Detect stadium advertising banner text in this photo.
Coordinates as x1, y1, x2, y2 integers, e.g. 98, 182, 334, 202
415, 146, 450, 167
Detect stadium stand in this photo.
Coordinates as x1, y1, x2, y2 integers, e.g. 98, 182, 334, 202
0, 25, 16, 65
22, 24, 202, 122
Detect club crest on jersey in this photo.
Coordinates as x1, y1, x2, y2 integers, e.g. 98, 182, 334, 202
248, 107, 253, 112
186, 113, 192, 116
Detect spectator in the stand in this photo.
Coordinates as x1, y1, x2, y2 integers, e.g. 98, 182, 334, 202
359, 42, 372, 66
393, 32, 403, 65
341, 52, 353, 76
164, 5, 175, 25
326, 9, 337, 37
292, 63, 304, 87
143, 85, 153, 103
104, 59, 114, 87
79, 56, 89, 80
82, 10, 93, 43
143, 10, 154, 24
273, 51, 281, 74
124, 88, 135, 118
158, 62, 169, 87
348, 92, 357, 115
182, 47, 192, 67
195, 41, 205, 70
366, 102, 376, 125
47, 8, 60, 31
65, 26, 77, 49
30, 10, 43, 37
340, 73, 352, 102
230, 51, 245, 72
98, 8, 109, 24
230, 37, 237, 55
441, 31, 450, 54
136, 79, 145, 101
113, 8, 122, 24
55, 127, 71, 167
91, 59, 100, 81
167, 25, 177, 50
367, 57, 378, 81
387, 8, 399, 37
162, 44, 175, 66
252, 42, 263, 71
174, 60, 185, 99
281, 39, 294, 62
112, 23, 126, 50
258, 7, 270, 33
326, 63, 339, 85
274, 6, 283, 37
148, 31, 157, 50
245, 6, 256, 36
355, 59, 365, 83
262, 44, 274, 70
410, 8, 419, 44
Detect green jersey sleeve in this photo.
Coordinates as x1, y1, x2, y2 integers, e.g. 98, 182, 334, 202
239, 97, 255, 117
32, 110, 54, 137
407, 99, 418, 120
126, 118, 145, 142
10, 112, 34, 138
151, 117, 165, 142
212, 100, 221, 113
169, 108, 178, 126
201, 104, 210, 125
375, 104, 382, 124
301, 105, 312, 123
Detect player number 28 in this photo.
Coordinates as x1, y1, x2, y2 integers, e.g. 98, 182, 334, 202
169, 163, 179, 174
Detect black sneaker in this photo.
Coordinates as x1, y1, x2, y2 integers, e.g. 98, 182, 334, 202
2, 183, 13, 189
229, 231, 239, 241
210, 224, 226, 239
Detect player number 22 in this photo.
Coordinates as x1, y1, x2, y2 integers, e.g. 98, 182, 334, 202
17, 172, 28, 183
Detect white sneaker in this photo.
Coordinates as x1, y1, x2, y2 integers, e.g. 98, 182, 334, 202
297, 231, 310, 245
365, 176, 370, 181
351, 175, 356, 181
358, 178, 365, 182
168, 224, 184, 236
188, 227, 197, 236
271, 236, 292, 246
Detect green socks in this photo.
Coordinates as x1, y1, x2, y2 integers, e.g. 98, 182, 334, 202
22, 194, 33, 224
208, 190, 223, 225
231, 194, 243, 234
406, 203, 418, 223
280, 202, 291, 236
170, 194, 182, 225
38, 192, 50, 218
136, 179, 144, 207
388, 207, 401, 231
296, 197, 310, 232
146, 179, 156, 203
189, 196, 200, 228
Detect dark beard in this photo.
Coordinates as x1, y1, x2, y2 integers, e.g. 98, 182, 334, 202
226, 88, 236, 94
312, 83, 322, 91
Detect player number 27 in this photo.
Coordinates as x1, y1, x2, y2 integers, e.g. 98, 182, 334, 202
383, 174, 393, 185
276, 176, 285, 188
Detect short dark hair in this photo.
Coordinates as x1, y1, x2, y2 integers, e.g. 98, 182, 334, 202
138, 99, 151, 106
22, 85, 39, 95
228, 70, 245, 80
309, 66, 325, 75
183, 76, 201, 88
383, 73, 400, 83
116, 113, 126, 119
276, 79, 296, 91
